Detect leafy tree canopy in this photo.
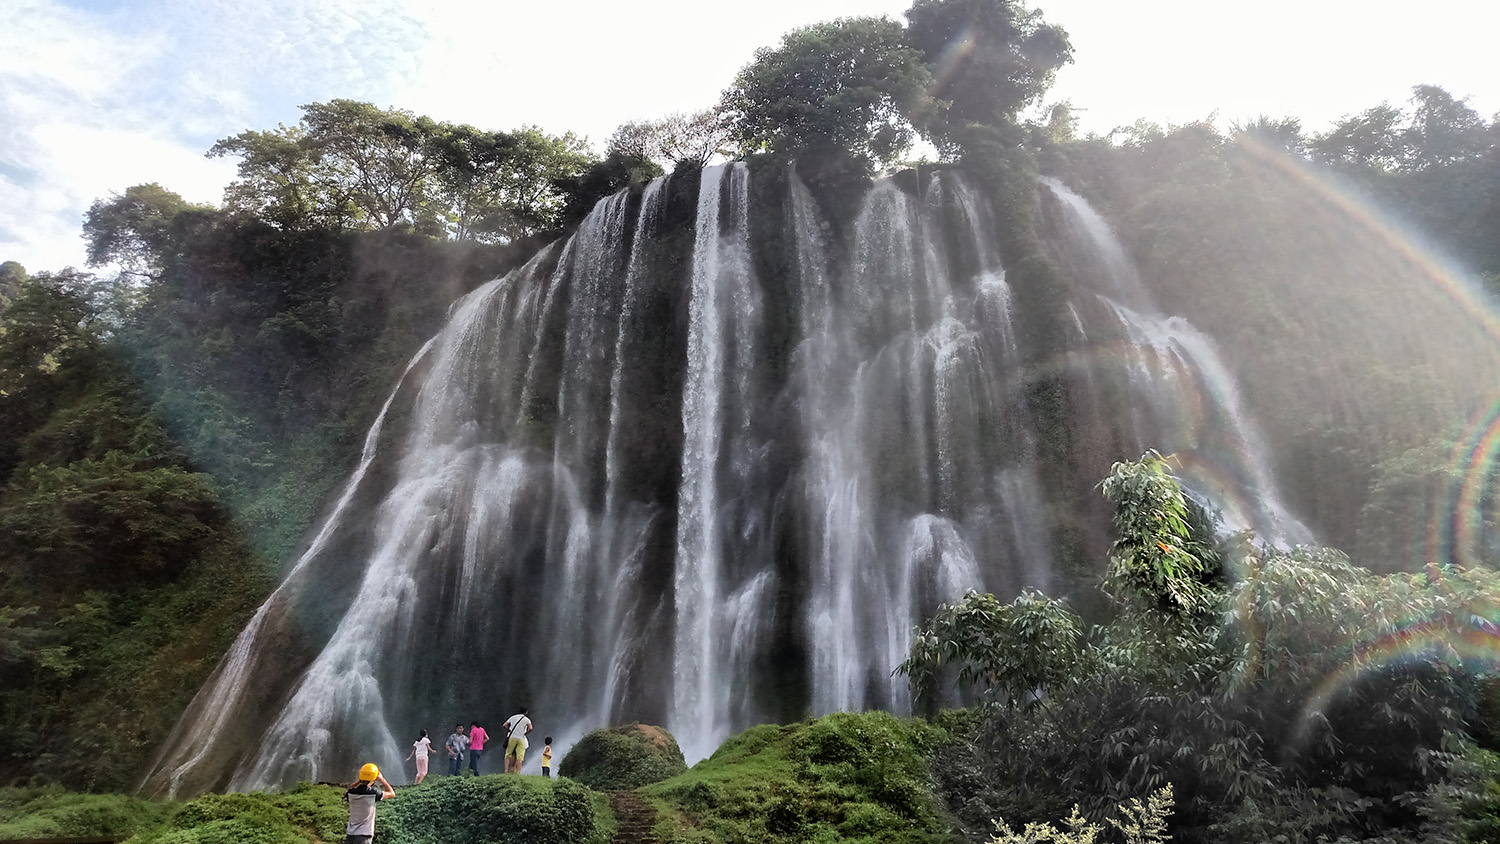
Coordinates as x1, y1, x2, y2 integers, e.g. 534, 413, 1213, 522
0, 261, 26, 303
1310, 85, 1492, 173
905, 0, 1072, 144
606, 110, 729, 171
719, 16, 936, 174
209, 100, 596, 241
82, 184, 212, 281
896, 588, 1083, 712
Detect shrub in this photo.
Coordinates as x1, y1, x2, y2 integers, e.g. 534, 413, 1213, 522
0, 786, 171, 839
988, 785, 1175, 844
559, 723, 687, 791
381, 774, 606, 844
134, 784, 344, 844
644, 711, 954, 844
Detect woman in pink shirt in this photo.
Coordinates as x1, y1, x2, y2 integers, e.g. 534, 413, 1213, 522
467, 721, 489, 775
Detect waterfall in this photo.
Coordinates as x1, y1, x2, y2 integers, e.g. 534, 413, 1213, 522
670, 163, 767, 761
140, 165, 1313, 796
1041, 177, 1313, 545
794, 169, 1052, 717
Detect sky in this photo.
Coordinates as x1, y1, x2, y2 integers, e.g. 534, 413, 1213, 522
2, 0, 1498, 273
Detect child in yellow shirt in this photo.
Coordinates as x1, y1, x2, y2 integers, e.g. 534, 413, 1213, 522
541, 737, 553, 778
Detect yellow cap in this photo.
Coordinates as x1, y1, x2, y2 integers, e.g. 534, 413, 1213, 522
359, 763, 380, 781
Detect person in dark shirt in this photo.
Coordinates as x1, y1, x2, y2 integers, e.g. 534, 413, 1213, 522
344, 763, 395, 844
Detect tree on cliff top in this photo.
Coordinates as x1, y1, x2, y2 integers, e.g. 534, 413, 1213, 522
719, 17, 935, 175
82, 184, 213, 282
210, 101, 594, 241
905, 0, 1072, 145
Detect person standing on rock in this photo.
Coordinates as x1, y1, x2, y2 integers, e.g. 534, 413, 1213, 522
502, 707, 533, 773
467, 721, 489, 775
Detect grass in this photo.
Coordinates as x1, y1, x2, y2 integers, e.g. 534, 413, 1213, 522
132, 782, 345, 844
642, 711, 959, 844
2, 714, 965, 844
0, 786, 172, 840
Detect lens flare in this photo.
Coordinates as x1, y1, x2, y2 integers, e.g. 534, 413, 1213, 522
1236, 136, 1500, 576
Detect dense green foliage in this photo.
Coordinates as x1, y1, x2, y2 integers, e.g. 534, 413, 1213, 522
557, 723, 688, 791
207, 100, 594, 240
720, 16, 935, 176
904, 0, 1072, 147
379, 775, 608, 844
135, 784, 347, 844
645, 711, 955, 844
1042, 88, 1500, 569
907, 454, 1500, 843
1098, 451, 1220, 616
897, 589, 1082, 712
0, 269, 270, 790
0, 786, 171, 840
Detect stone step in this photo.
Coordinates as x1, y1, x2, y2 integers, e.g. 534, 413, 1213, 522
608, 789, 661, 844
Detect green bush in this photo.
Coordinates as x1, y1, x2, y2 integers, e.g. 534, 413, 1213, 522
645, 711, 955, 844
0, 786, 171, 839
559, 723, 687, 791
381, 774, 607, 844
4, 777, 605, 844
133, 784, 343, 844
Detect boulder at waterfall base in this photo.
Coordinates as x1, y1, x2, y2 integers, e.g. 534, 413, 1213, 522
560, 723, 688, 790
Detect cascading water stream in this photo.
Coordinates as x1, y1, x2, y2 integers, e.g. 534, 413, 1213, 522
670, 162, 766, 762
141, 329, 441, 798
139, 165, 1316, 796
794, 169, 1054, 717
1041, 176, 1313, 545
596, 178, 669, 725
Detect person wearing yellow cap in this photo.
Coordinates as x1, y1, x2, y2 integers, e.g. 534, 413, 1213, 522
344, 762, 395, 844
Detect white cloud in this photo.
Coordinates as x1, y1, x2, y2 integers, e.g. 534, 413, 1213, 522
0, 0, 427, 270
1040, 0, 1500, 135
3, 0, 1500, 271
391, 0, 915, 146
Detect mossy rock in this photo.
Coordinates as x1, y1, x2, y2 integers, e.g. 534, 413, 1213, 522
558, 723, 688, 790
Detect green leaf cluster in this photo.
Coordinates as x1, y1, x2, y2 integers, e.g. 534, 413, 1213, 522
1098, 451, 1219, 617
988, 784, 1174, 844
909, 454, 1500, 843
896, 589, 1082, 712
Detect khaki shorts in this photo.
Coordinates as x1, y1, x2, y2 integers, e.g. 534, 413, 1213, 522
505, 737, 526, 763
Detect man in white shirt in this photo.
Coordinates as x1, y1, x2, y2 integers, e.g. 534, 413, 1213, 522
502, 707, 533, 773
